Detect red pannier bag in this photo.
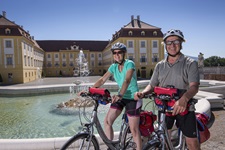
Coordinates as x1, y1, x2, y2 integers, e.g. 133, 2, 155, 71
139, 111, 157, 137
196, 112, 210, 143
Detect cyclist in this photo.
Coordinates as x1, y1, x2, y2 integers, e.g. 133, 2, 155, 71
79, 42, 143, 150
134, 29, 200, 150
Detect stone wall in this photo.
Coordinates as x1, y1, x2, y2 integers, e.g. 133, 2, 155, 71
200, 66, 225, 81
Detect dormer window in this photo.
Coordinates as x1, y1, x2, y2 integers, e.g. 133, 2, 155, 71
5, 28, 11, 34
141, 31, 145, 36
153, 31, 157, 36
128, 31, 133, 36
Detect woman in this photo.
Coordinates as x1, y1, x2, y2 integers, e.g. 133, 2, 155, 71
80, 42, 142, 150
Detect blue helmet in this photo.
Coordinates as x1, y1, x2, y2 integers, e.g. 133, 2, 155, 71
163, 29, 185, 42
111, 42, 127, 52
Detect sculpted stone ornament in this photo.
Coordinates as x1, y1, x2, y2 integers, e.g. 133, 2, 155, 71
57, 97, 94, 108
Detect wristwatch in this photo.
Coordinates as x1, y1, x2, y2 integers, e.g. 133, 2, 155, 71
117, 93, 123, 98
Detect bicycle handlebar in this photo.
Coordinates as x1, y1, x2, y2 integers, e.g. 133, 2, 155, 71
80, 92, 112, 105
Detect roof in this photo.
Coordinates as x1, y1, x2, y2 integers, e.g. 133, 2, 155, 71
123, 18, 161, 29
36, 40, 109, 52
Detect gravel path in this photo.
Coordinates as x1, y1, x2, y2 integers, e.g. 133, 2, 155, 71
201, 108, 225, 150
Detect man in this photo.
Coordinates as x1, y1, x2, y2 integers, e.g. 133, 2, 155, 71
134, 29, 200, 150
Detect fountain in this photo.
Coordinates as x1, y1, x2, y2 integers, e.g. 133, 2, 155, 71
73, 50, 90, 77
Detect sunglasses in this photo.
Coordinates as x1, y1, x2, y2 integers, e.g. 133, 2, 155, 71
165, 40, 181, 45
112, 51, 124, 55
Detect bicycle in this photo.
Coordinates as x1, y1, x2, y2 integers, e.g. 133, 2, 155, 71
142, 86, 197, 150
60, 87, 135, 150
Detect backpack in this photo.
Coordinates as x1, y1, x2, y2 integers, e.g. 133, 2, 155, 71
196, 112, 210, 143
139, 110, 157, 137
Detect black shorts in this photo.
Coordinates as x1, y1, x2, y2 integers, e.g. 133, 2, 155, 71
166, 111, 198, 138
110, 98, 142, 117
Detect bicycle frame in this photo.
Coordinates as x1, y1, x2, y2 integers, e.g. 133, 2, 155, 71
143, 94, 187, 150
76, 97, 130, 150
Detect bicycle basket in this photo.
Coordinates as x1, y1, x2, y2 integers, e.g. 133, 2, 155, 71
89, 87, 111, 105
139, 110, 157, 137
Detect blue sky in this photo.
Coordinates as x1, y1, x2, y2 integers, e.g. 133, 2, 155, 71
1, 0, 225, 59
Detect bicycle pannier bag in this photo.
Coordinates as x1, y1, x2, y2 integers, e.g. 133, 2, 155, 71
139, 111, 157, 137
196, 112, 210, 143
154, 86, 188, 116
89, 87, 111, 105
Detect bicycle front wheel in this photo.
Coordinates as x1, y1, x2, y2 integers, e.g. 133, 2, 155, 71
61, 133, 99, 150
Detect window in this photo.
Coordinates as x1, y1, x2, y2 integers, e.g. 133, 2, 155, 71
128, 56, 134, 61
153, 41, 158, 48
55, 54, 58, 58
128, 31, 133, 36
152, 54, 158, 62
47, 62, 52, 67
62, 54, 66, 59
62, 61, 66, 67
24, 56, 27, 66
128, 41, 133, 48
153, 31, 157, 36
5, 28, 11, 34
141, 41, 146, 48
55, 62, 59, 67
6, 56, 13, 65
70, 62, 74, 66
91, 54, 94, 58
5, 40, 12, 48
70, 54, 73, 58
47, 54, 51, 58
98, 54, 102, 58
98, 61, 102, 66
140, 56, 146, 63
141, 31, 145, 36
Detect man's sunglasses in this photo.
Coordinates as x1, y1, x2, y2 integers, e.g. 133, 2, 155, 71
112, 51, 124, 55
165, 40, 181, 45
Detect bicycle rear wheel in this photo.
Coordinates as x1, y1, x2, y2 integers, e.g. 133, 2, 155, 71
61, 133, 99, 150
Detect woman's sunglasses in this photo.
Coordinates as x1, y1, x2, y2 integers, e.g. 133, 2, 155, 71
112, 51, 123, 55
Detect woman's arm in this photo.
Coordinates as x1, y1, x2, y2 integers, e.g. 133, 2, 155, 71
92, 71, 111, 88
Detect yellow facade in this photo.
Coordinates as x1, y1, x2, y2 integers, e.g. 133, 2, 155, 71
0, 14, 164, 84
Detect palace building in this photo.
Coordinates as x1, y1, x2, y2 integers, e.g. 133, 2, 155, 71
0, 11, 164, 84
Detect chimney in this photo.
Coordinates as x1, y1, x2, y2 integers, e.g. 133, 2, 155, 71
131, 15, 134, 21
2, 11, 6, 18
137, 15, 140, 21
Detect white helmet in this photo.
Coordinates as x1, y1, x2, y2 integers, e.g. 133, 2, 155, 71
163, 29, 185, 41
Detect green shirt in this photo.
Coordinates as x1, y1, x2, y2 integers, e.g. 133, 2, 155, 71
108, 59, 138, 99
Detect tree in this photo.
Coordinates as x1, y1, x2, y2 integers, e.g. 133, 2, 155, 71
137, 69, 140, 77
59, 70, 63, 77
150, 69, 153, 78
204, 56, 225, 67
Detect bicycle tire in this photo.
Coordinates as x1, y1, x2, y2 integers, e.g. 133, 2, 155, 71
122, 126, 136, 149
142, 139, 161, 150
61, 133, 99, 150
